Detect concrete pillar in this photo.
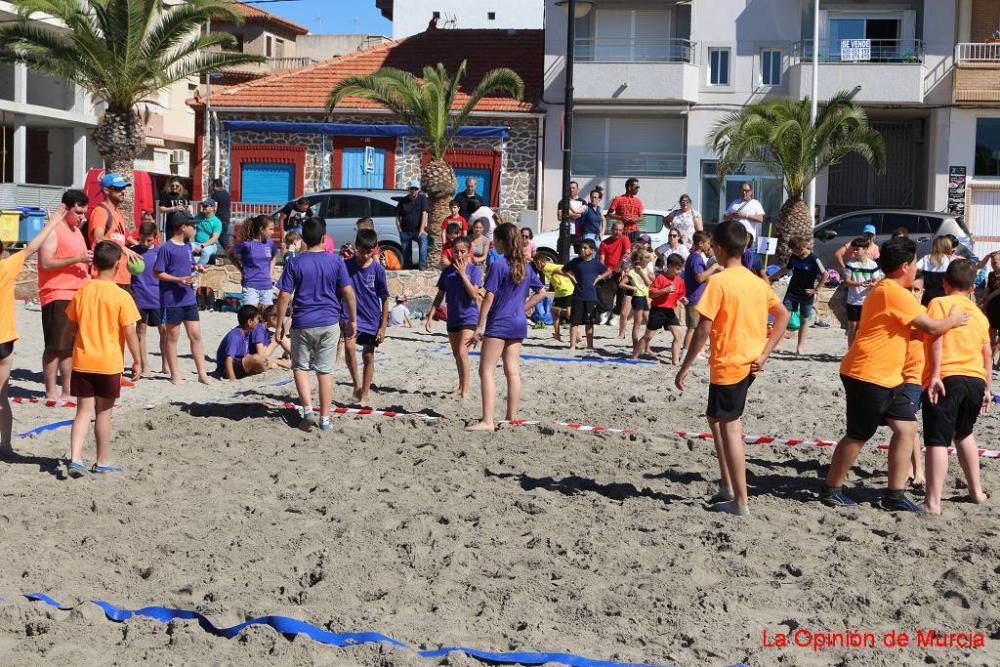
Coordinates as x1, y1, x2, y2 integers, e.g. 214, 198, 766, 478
72, 126, 88, 186
12, 114, 26, 184
13, 63, 26, 105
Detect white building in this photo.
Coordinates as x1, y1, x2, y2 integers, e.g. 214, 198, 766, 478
376, 0, 544, 39
541, 0, 1000, 252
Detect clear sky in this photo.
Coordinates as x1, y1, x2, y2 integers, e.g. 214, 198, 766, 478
250, 0, 392, 36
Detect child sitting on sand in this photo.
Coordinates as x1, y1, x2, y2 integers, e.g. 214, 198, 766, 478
675, 221, 790, 516
214, 305, 270, 380
426, 236, 483, 397
638, 253, 686, 363
922, 260, 991, 514
344, 229, 390, 406
250, 305, 292, 369
66, 241, 141, 477
275, 217, 357, 432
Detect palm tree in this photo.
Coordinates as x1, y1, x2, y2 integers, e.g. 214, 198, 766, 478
328, 61, 524, 267
0, 0, 263, 224
708, 91, 886, 261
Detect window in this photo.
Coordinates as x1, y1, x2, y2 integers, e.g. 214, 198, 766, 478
487, 12, 495, 20
327, 195, 372, 219
882, 212, 932, 236
370, 198, 397, 217
275, 38, 285, 59
572, 116, 686, 179
266, 36, 272, 58
640, 214, 664, 234
708, 48, 730, 85
975, 118, 1000, 177
761, 49, 782, 86
823, 213, 880, 238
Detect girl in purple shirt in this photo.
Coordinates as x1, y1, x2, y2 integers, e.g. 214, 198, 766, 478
467, 223, 547, 432
231, 215, 278, 306
426, 237, 483, 398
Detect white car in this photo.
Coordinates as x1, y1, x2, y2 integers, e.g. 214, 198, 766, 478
532, 210, 672, 262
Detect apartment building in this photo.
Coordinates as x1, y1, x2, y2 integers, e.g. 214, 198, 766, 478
376, 0, 544, 39
541, 0, 1000, 252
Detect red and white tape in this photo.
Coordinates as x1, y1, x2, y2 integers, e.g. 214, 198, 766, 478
674, 430, 1000, 459
224, 398, 443, 422
12, 397, 77, 408
505, 419, 635, 434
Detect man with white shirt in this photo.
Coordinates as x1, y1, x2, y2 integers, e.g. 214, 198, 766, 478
723, 182, 765, 242
469, 205, 502, 242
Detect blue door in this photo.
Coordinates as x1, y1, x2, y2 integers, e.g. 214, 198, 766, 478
341, 146, 386, 189
241, 163, 294, 203
453, 167, 492, 206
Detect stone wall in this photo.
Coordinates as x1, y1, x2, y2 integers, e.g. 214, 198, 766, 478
212, 112, 538, 224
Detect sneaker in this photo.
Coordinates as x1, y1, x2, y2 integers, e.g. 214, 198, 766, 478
91, 463, 125, 474
66, 460, 87, 479
878, 492, 927, 513
319, 419, 332, 432
812, 320, 832, 329
298, 410, 317, 432
708, 489, 735, 504
821, 489, 858, 507
608, 316, 619, 327
707, 501, 750, 517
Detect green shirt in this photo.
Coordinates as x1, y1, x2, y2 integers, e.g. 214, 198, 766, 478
194, 213, 222, 245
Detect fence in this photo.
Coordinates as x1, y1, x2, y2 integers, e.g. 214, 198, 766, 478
793, 39, 924, 64
955, 42, 1000, 64
574, 38, 695, 64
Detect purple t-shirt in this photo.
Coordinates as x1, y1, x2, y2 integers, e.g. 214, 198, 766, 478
234, 239, 277, 289
437, 263, 482, 328
276, 251, 351, 330
130, 244, 160, 310
215, 326, 249, 375
347, 258, 389, 335
483, 256, 544, 340
683, 251, 708, 305
153, 239, 196, 308
249, 322, 272, 350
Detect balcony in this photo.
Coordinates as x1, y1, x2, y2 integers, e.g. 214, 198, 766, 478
572, 152, 686, 179
572, 38, 698, 103
953, 43, 1000, 103
788, 39, 925, 104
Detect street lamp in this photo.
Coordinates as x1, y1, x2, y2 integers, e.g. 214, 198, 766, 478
555, 0, 593, 262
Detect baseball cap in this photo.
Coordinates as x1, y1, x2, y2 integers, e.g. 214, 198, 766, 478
862, 224, 877, 235
639, 233, 651, 243
396, 295, 407, 303
407, 179, 420, 189
100, 172, 131, 189
200, 198, 217, 207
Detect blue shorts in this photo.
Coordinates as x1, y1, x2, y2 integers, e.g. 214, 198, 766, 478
161, 305, 200, 325
783, 293, 815, 320
902, 382, 923, 413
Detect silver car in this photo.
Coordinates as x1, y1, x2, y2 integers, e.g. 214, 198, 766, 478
813, 209, 974, 270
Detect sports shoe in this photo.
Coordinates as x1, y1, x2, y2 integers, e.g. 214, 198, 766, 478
298, 410, 317, 432
707, 501, 750, 517
878, 492, 927, 513
91, 463, 125, 474
319, 419, 332, 432
608, 315, 619, 327
821, 489, 858, 507
66, 460, 87, 479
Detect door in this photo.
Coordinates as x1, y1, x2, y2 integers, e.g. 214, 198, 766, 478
970, 187, 1000, 256
241, 163, 294, 204
453, 167, 491, 207
26, 128, 50, 184
341, 146, 387, 189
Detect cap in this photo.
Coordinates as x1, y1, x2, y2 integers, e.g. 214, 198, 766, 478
100, 172, 131, 189
407, 179, 420, 189
200, 198, 217, 207
862, 224, 877, 235
639, 233, 651, 242
396, 295, 407, 303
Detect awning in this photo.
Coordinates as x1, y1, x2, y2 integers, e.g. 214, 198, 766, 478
144, 136, 165, 147
221, 121, 510, 140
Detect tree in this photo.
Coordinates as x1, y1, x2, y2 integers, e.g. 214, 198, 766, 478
708, 91, 886, 260
328, 61, 524, 268
0, 0, 263, 225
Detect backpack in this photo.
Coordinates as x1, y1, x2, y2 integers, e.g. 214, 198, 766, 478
80, 203, 116, 249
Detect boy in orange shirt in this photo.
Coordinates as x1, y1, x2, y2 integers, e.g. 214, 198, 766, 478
902, 277, 926, 488
65, 241, 141, 477
675, 221, 790, 516
824, 237, 969, 512
922, 260, 991, 515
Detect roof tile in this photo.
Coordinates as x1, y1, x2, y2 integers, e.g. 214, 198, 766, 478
234, 1, 309, 36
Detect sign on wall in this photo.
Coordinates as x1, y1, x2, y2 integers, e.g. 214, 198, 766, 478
364, 145, 376, 174
948, 165, 967, 218
840, 39, 871, 62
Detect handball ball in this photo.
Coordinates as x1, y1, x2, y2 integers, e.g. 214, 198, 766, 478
127, 258, 145, 275
569, 200, 585, 215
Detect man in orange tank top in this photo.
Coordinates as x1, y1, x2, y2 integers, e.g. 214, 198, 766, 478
38, 190, 92, 400
89, 173, 139, 290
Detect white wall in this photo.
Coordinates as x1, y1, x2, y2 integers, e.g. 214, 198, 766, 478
390, 0, 543, 39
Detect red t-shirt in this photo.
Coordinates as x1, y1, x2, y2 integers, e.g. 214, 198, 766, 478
440, 214, 468, 234
650, 273, 685, 309
608, 195, 644, 233
442, 241, 454, 264
599, 235, 631, 272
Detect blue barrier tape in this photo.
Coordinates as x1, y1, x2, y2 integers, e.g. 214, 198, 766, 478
16, 419, 74, 439
469, 351, 656, 366
24, 593, 671, 667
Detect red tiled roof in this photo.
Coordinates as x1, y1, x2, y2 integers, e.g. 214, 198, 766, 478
196, 29, 542, 113
235, 2, 308, 36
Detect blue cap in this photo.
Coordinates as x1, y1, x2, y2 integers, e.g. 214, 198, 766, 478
407, 179, 420, 189
100, 172, 130, 189
862, 224, 877, 235
200, 198, 217, 207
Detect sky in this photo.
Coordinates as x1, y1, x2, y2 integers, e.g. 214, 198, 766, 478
248, 0, 392, 36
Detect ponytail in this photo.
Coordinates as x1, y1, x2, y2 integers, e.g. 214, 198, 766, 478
494, 222, 525, 283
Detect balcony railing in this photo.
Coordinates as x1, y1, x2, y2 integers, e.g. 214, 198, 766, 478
793, 39, 924, 64
574, 38, 695, 64
266, 57, 316, 71
572, 152, 686, 179
956, 42, 1000, 64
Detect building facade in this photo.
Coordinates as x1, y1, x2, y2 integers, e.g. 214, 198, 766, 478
376, 0, 544, 39
541, 0, 1000, 252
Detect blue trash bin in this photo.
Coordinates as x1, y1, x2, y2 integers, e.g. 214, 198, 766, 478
17, 206, 48, 243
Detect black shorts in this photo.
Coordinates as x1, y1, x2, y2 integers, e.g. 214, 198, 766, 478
118, 283, 133, 296
139, 308, 162, 327
161, 305, 200, 325
631, 295, 649, 312
71, 371, 122, 399
570, 299, 600, 326
902, 382, 923, 413
232, 357, 249, 379
0, 340, 13, 361
42, 300, 75, 351
846, 304, 863, 322
647, 306, 680, 331
552, 295, 572, 310
356, 331, 381, 349
841, 374, 916, 442
922, 376, 986, 446
707, 373, 755, 420
446, 324, 476, 334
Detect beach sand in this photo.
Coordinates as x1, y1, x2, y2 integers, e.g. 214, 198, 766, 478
1, 303, 997, 666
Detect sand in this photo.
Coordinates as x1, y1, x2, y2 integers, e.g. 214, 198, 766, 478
1, 302, 998, 667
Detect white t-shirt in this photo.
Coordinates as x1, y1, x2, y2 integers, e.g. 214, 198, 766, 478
845, 257, 883, 306
916, 255, 952, 274
389, 303, 411, 327
470, 206, 496, 241
725, 198, 765, 240
655, 242, 689, 261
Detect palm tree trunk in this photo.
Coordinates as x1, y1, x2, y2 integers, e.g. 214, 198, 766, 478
93, 105, 146, 232
775, 197, 813, 263
421, 159, 457, 268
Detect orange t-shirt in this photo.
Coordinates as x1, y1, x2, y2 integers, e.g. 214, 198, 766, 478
66, 279, 140, 374
840, 279, 925, 388
923, 294, 990, 384
902, 330, 925, 385
0, 251, 27, 345
695, 265, 780, 385
89, 205, 130, 285
38, 220, 90, 306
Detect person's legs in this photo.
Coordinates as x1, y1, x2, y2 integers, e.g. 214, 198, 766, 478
618, 297, 631, 338
637, 329, 653, 359
669, 325, 683, 364
796, 300, 814, 354
400, 232, 414, 270
42, 349, 59, 400
417, 233, 428, 270
467, 336, 505, 431
825, 437, 866, 489
163, 323, 182, 384
885, 418, 917, 492
359, 346, 376, 405
0, 354, 12, 452
708, 419, 733, 499
955, 433, 988, 504
500, 340, 523, 421
293, 370, 313, 411
197, 244, 218, 266
157, 325, 169, 373
69, 395, 95, 463
317, 372, 333, 420
136, 322, 148, 375
631, 309, 643, 353
242, 354, 269, 376
847, 320, 858, 348
448, 330, 469, 396
923, 445, 949, 515
569, 324, 579, 351
718, 417, 748, 507
93, 395, 116, 465
182, 319, 211, 383
551, 308, 562, 341
585, 323, 594, 349
344, 337, 361, 399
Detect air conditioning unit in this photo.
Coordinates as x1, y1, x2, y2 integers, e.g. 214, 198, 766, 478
170, 149, 188, 164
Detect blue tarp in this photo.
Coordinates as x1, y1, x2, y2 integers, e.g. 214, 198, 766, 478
222, 121, 509, 139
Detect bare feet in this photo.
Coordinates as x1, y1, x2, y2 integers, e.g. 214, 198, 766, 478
923, 500, 942, 515
451, 389, 468, 399
909, 476, 925, 488
170, 377, 185, 386
552, 333, 562, 342
198, 374, 212, 385
465, 420, 495, 432
568, 345, 576, 352
351, 387, 364, 403
970, 491, 989, 504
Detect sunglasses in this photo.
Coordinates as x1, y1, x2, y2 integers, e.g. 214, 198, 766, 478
741, 189, 752, 193
679, 200, 691, 204
669, 233, 680, 238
